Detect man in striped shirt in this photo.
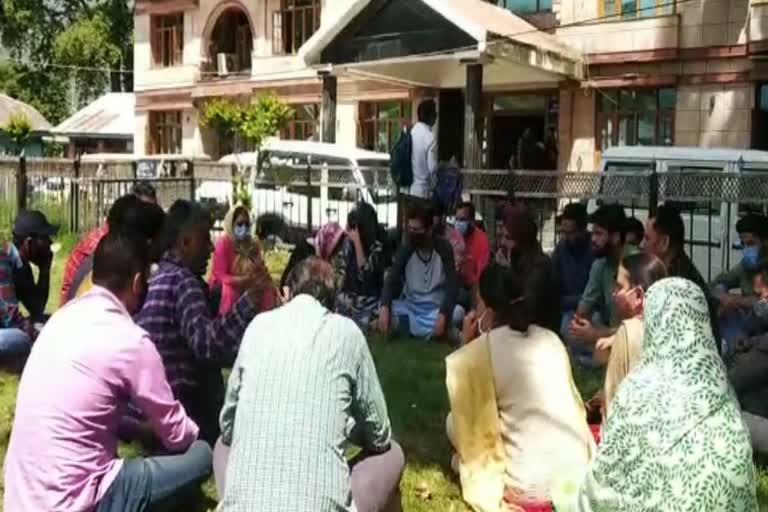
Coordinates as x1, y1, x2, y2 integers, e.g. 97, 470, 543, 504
213, 257, 404, 512
136, 200, 272, 446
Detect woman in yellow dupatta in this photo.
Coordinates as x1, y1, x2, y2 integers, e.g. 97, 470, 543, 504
446, 264, 594, 512
591, 253, 667, 421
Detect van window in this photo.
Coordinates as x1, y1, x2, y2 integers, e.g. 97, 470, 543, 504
309, 155, 354, 201
254, 150, 308, 191
600, 161, 653, 212
663, 165, 723, 216
737, 166, 768, 216
356, 158, 391, 203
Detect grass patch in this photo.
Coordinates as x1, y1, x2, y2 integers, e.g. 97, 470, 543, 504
1, 247, 768, 511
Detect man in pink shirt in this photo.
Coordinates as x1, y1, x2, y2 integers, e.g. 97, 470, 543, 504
454, 201, 490, 289
4, 232, 211, 512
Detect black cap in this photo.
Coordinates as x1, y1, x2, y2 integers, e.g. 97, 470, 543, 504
559, 203, 588, 226
13, 210, 59, 239
736, 214, 768, 239
589, 204, 627, 234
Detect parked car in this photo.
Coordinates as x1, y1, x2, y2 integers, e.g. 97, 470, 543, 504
202, 139, 395, 233
591, 145, 768, 281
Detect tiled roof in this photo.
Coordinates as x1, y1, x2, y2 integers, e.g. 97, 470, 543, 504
52, 93, 134, 138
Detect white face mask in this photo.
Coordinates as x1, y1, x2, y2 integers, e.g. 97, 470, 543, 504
234, 225, 250, 240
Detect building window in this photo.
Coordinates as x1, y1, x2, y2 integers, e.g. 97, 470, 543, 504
358, 101, 412, 153
495, 0, 552, 13
597, 88, 676, 150
272, 0, 321, 55
599, 0, 673, 19
151, 13, 184, 67
281, 104, 319, 141
148, 111, 183, 154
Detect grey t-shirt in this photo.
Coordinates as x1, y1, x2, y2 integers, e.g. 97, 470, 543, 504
403, 249, 446, 307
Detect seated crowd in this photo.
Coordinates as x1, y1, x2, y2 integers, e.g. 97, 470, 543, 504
1, 182, 767, 511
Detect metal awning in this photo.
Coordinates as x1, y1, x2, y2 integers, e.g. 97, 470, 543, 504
300, 0, 584, 88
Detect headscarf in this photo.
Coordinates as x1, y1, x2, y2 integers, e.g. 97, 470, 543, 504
311, 222, 345, 261
570, 278, 757, 511
222, 204, 260, 264
223, 205, 250, 240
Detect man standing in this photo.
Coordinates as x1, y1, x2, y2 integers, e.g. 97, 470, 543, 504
408, 99, 438, 201
11, 210, 57, 322
568, 204, 634, 363
455, 201, 490, 291
378, 202, 463, 341
136, 200, 271, 446
4, 233, 210, 512
214, 257, 403, 512
552, 203, 594, 342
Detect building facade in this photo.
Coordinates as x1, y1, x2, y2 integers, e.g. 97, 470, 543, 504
133, 0, 768, 172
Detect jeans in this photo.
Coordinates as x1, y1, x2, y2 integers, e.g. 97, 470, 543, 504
96, 440, 213, 512
0, 328, 31, 358
390, 301, 465, 340
213, 438, 404, 512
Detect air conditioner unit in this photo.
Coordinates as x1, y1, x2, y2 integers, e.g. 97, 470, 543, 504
217, 53, 238, 77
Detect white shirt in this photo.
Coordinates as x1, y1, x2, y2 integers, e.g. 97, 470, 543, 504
409, 121, 437, 199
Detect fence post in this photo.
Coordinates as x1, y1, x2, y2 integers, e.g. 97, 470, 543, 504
16, 155, 27, 213
507, 168, 516, 200
188, 160, 196, 201
231, 164, 237, 207
306, 163, 313, 231
648, 164, 659, 216
71, 157, 81, 233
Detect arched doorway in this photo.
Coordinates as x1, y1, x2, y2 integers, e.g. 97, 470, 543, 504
207, 7, 253, 75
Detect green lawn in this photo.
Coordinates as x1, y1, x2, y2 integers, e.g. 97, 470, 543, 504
0, 244, 767, 511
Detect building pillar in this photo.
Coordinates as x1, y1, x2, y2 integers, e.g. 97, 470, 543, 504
463, 63, 484, 169
320, 72, 337, 143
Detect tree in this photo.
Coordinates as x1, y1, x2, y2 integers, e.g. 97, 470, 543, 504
200, 94, 293, 208
239, 94, 293, 151
3, 113, 33, 155
200, 98, 243, 153
53, 14, 122, 109
0, 0, 134, 122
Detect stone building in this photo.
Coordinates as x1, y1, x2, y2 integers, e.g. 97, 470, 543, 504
132, 0, 768, 171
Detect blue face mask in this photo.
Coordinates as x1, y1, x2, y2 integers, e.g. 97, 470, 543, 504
743, 245, 760, 269
754, 299, 768, 320
234, 225, 250, 240
455, 220, 471, 236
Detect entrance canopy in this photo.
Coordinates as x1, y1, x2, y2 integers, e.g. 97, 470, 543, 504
299, 0, 584, 88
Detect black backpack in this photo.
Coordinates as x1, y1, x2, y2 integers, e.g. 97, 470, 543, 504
389, 127, 413, 187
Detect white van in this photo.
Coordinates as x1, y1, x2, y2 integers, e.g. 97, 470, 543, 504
594, 146, 768, 281
210, 139, 395, 230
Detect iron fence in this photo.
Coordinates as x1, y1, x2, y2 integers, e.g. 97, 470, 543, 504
1, 155, 766, 283
479, 168, 768, 282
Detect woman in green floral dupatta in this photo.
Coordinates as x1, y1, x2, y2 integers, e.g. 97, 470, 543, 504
555, 277, 757, 511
